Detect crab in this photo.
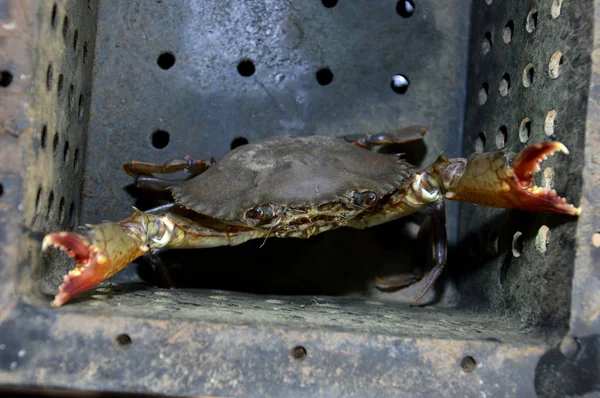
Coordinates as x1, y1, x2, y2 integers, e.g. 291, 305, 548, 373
42, 126, 580, 307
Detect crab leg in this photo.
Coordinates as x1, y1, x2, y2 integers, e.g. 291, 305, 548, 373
341, 125, 428, 150
42, 208, 264, 307
123, 156, 212, 178
375, 200, 447, 306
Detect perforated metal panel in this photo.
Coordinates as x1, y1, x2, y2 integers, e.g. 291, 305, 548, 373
0, 0, 599, 397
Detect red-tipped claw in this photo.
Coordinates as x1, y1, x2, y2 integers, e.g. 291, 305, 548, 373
439, 142, 581, 216
43, 221, 148, 307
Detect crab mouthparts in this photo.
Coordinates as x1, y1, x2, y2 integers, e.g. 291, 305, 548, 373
510, 142, 580, 215
42, 232, 107, 308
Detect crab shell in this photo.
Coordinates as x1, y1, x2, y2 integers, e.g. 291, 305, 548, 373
170, 136, 414, 224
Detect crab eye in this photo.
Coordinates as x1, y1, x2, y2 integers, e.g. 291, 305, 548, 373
365, 192, 377, 206
247, 204, 275, 221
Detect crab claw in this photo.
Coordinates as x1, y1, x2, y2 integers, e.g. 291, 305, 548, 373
438, 142, 581, 216
43, 220, 149, 307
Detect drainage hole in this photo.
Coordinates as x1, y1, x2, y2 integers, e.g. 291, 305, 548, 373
291, 345, 307, 360
396, 0, 415, 18
73, 148, 79, 169
47, 190, 55, 217
460, 356, 477, 372
0, 70, 13, 87
519, 118, 531, 143
157, 52, 176, 70
83, 42, 89, 64
526, 8, 538, 33
35, 186, 42, 212
482, 32, 492, 55
57, 73, 64, 97
322, 0, 338, 8
63, 140, 70, 162
316, 68, 333, 86
62, 15, 69, 41
151, 130, 170, 149
115, 334, 132, 348
391, 74, 410, 94
46, 64, 53, 90
52, 131, 59, 153
478, 82, 489, 105
237, 59, 255, 77
231, 136, 249, 150
549, 51, 564, 79
51, 3, 58, 29
512, 231, 524, 257
41, 125, 48, 149
495, 125, 507, 149
551, 0, 563, 19
544, 109, 557, 136
78, 94, 84, 120
522, 64, 534, 88
503, 21, 514, 43
58, 197, 65, 222
73, 29, 79, 52
499, 73, 510, 96
475, 132, 486, 153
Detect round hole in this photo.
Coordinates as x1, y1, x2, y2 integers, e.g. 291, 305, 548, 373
237, 59, 255, 77
62, 15, 69, 41
57, 74, 64, 97
68, 84, 74, 108
78, 94, 84, 120
460, 356, 477, 372
551, 0, 563, 19
0, 70, 13, 87
157, 52, 176, 70
51, 3, 58, 29
68, 202, 75, 227
52, 131, 59, 153
522, 64, 534, 88
0, 183, 3, 198
73, 148, 79, 169
63, 140, 70, 162
46, 64, 53, 90
47, 190, 55, 216
549, 51, 564, 79
512, 231, 523, 257
542, 167, 555, 189
58, 197, 65, 222
503, 21, 514, 43
391, 74, 410, 94
83, 42, 88, 64
322, 0, 338, 8
592, 232, 600, 248
316, 68, 334, 86
544, 109, 557, 136
475, 132, 486, 153
41, 125, 48, 149
151, 130, 170, 149
291, 345, 307, 360
519, 118, 531, 143
526, 8, 538, 33
495, 125, 507, 149
115, 334, 132, 348
396, 0, 416, 18
73, 29, 79, 52
478, 83, 489, 105
231, 136, 249, 150
35, 186, 42, 212
535, 225, 550, 253
499, 73, 510, 96
482, 32, 492, 55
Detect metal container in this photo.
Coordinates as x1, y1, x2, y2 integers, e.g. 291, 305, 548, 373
0, 0, 598, 396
